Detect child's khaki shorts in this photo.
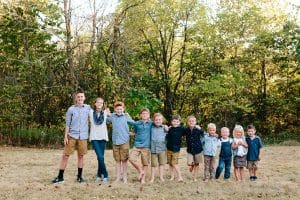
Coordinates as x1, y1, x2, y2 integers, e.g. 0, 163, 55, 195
113, 142, 129, 161
247, 160, 258, 169
129, 147, 150, 166
167, 150, 179, 166
187, 153, 202, 165
63, 136, 87, 156
151, 152, 167, 167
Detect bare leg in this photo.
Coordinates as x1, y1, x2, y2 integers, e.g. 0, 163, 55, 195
140, 165, 147, 184
122, 160, 128, 183
169, 165, 174, 180
114, 161, 121, 183
77, 154, 83, 168
150, 166, 157, 183
129, 159, 143, 180
174, 164, 183, 181
159, 165, 165, 182
234, 167, 240, 181
193, 164, 199, 181
240, 167, 244, 181
59, 154, 69, 170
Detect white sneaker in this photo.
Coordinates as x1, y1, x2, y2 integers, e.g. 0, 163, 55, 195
102, 178, 109, 183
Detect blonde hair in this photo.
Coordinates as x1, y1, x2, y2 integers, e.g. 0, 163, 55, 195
207, 123, 216, 129
153, 113, 163, 120
221, 127, 230, 133
233, 125, 244, 138
187, 115, 196, 121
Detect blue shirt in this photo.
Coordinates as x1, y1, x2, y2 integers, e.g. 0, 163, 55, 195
202, 133, 219, 156
66, 104, 90, 140
186, 127, 205, 155
151, 125, 167, 153
246, 136, 263, 161
107, 113, 134, 145
166, 126, 186, 152
132, 120, 153, 148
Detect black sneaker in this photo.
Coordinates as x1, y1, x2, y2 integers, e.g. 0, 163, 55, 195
52, 177, 64, 184
77, 176, 86, 183
253, 176, 257, 180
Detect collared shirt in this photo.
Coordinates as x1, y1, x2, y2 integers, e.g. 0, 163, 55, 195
107, 113, 134, 145
202, 133, 219, 156
151, 125, 167, 153
186, 127, 205, 155
89, 109, 109, 141
246, 135, 263, 161
166, 126, 186, 152
132, 120, 153, 148
66, 104, 91, 140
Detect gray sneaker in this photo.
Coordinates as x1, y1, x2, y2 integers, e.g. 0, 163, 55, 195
102, 178, 109, 183
77, 176, 86, 183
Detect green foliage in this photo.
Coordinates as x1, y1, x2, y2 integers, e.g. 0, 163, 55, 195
0, 0, 299, 147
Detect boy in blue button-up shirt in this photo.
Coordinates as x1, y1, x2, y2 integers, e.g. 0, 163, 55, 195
107, 101, 134, 184
246, 124, 263, 181
52, 88, 90, 184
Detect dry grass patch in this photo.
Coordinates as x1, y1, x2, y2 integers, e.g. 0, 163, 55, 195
0, 146, 299, 200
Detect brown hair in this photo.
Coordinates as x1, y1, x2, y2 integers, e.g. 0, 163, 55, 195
114, 101, 124, 108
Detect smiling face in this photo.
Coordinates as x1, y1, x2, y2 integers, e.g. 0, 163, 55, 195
154, 115, 163, 126
187, 117, 196, 128
94, 98, 104, 110
114, 106, 124, 115
171, 119, 180, 127
221, 128, 230, 139
75, 92, 85, 106
140, 111, 150, 121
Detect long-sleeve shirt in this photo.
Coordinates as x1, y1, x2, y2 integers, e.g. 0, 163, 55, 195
166, 126, 186, 152
132, 120, 153, 148
151, 125, 167, 153
202, 133, 219, 156
107, 113, 134, 145
65, 104, 91, 140
186, 127, 205, 155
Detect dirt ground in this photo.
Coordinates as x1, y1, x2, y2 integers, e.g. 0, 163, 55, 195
0, 146, 299, 200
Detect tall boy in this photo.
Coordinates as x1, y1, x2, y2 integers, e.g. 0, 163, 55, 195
52, 88, 90, 184
246, 124, 263, 181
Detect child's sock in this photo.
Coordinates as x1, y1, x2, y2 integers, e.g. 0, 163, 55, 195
77, 168, 83, 178
58, 169, 64, 179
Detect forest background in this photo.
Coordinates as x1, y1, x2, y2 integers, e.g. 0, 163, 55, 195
0, 0, 299, 148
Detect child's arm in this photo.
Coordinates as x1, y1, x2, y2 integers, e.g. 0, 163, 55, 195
231, 140, 238, 149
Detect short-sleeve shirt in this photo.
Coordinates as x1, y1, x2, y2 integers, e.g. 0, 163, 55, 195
246, 136, 263, 161
166, 126, 186, 152
66, 104, 90, 140
186, 127, 205, 155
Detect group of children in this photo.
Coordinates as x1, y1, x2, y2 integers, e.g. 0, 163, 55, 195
52, 89, 263, 184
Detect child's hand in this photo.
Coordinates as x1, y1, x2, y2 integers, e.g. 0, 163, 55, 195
163, 125, 169, 132
195, 125, 201, 130
130, 131, 135, 137
64, 135, 68, 145
105, 108, 111, 116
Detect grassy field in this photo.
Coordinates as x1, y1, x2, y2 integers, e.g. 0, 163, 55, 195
0, 146, 299, 200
